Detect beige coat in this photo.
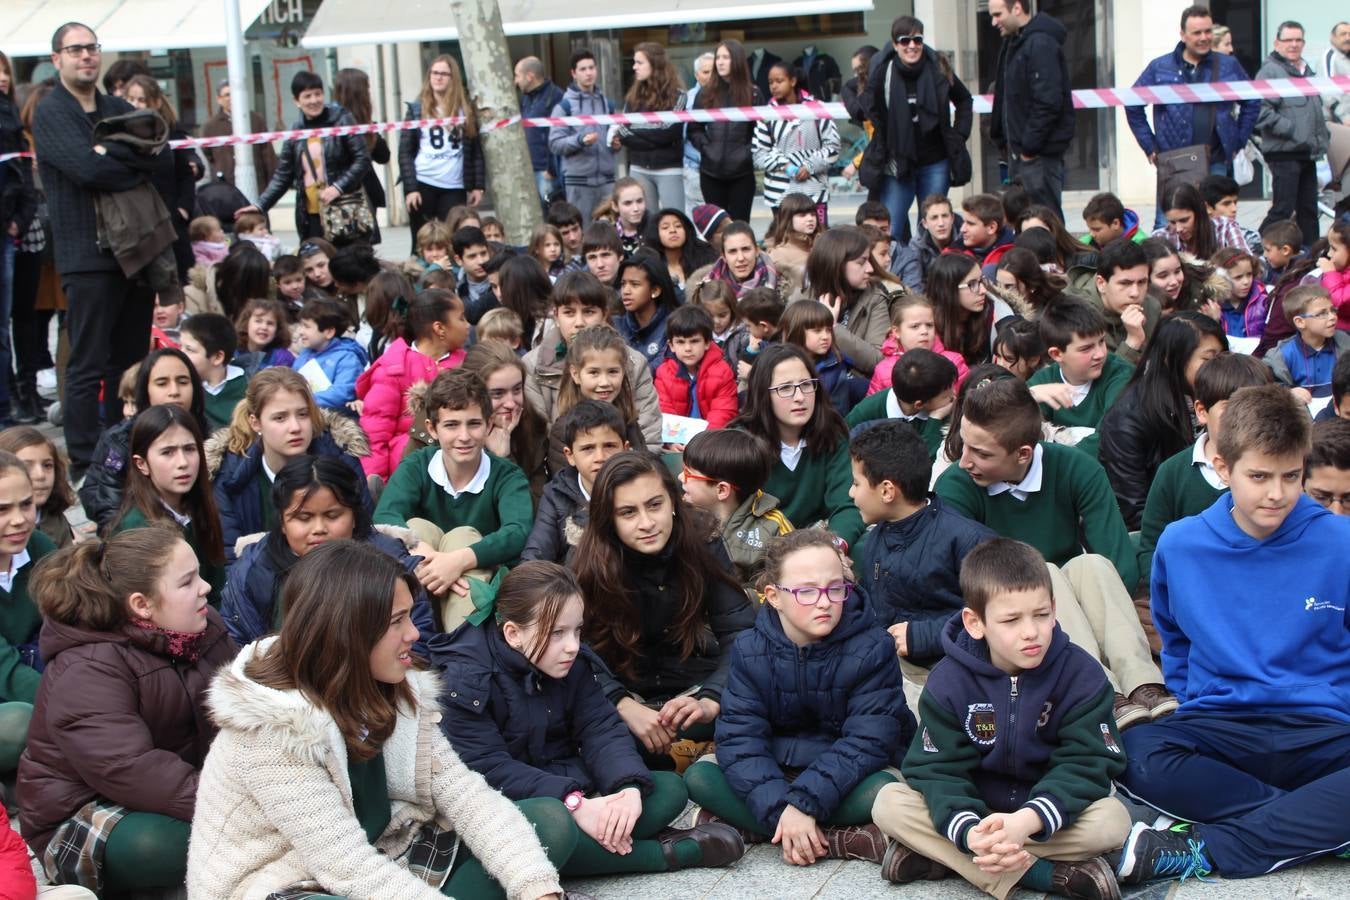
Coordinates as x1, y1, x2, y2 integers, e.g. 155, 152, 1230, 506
187, 639, 562, 900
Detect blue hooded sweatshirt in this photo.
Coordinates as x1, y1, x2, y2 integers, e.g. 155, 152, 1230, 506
1151, 493, 1350, 722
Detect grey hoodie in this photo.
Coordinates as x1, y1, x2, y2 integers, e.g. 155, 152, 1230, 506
547, 82, 616, 186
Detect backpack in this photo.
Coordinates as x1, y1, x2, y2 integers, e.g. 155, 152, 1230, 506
553, 93, 616, 183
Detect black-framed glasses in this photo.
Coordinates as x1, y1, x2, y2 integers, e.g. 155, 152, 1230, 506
895, 35, 925, 47
59, 42, 101, 57
772, 582, 854, 606
768, 378, 819, 399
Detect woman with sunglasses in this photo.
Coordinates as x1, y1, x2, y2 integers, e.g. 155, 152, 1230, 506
685, 528, 914, 867
570, 451, 752, 770
729, 344, 864, 552
858, 15, 973, 245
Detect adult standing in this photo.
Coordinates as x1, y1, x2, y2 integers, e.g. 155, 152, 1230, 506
987, 0, 1074, 223
0, 51, 36, 427
1255, 21, 1330, 246
12, 83, 56, 426
334, 67, 388, 246
399, 55, 483, 241
1125, 6, 1259, 228
858, 16, 972, 245
682, 53, 714, 216
1323, 22, 1350, 126
200, 79, 278, 191
689, 39, 762, 224
840, 45, 879, 125
549, 50, 617, 225
32, 22, 165, 477
124, 75, 201, 282
618, 42, 686, 215
514, 56, 564, 208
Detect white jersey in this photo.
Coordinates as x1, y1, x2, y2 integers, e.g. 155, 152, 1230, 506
414, 121, 466, 189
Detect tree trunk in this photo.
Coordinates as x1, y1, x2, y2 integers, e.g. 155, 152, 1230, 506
451, 0, 542, 244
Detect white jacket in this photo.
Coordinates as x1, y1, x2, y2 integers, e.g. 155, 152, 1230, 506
187, 639, 563, 900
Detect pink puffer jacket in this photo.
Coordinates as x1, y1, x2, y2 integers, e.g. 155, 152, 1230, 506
357, 338, 464, 477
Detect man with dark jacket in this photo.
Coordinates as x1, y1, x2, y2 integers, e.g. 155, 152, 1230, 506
988, 0, 1074, 223
200, 79, 278, 194
514, 56, 564, 209
1127, 6, 1260, 228
32, 22, 156, 477
548, 50, 616, 225
1256, 21, 1330, 246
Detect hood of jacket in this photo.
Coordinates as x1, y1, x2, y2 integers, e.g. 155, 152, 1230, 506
939, 612, 1069, 680
206, 408, 371, 479
1016, 12, 1068, 48
39, 606, 231, 663
1197, 490, 1328, 551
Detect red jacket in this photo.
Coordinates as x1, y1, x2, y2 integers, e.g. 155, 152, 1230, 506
0, 805, 35, 900
654, 348, 739, 429
356, 337, 465, 478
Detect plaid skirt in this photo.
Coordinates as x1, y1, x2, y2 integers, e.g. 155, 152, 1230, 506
266, 821, 460, 899
42, 799, 129, 892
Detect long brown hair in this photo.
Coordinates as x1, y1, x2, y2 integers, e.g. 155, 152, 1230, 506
699, 39, 754, 107
33, 523, 184, 631
0, 426, 75, 520
333, 67, 378, 152
805, 225, 872, 308
419, 54, 477, 137
117, 405, 225, 564
570, 451, 739, 678
244, 540, 419, 760
460, 340, 548, 478
624, 42, 683, 111
125, 74, 178, 129
494, 561, 583, 664
557, 325, 638, 424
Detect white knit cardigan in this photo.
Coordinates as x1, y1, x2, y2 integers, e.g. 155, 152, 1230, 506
187, 639, 563, 900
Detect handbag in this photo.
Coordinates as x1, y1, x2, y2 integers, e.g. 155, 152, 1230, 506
300, 144, 375, 244
1156, 144, 1209, 204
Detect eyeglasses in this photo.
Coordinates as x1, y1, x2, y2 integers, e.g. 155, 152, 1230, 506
768, 378, 819, 399
772, 581, 854, 606
1308, 489, 1350, 510
58, 43, 101, 57
680, 466, 719, 484
1296, 309, 1335, 320
430, 70, 453, 78
1277, 36, 1305, 44
895, 35, 925, 47
959, 278, 986, 294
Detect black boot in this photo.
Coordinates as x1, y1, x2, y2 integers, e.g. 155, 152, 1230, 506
10, 385, 38, 425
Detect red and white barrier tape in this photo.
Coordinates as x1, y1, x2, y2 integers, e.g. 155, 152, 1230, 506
2, 75, 1347, 161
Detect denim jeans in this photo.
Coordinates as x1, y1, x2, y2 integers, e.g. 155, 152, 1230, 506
877, 160, 949, 244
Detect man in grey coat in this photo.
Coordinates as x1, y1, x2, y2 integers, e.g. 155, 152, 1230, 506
1256, 20, 1330, 245
548, 50, 616, 225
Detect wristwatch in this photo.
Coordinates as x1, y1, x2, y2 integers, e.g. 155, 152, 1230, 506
564, 791, 584, 812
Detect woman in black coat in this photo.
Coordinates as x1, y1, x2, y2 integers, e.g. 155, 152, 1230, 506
859, 16, 973, 244
689, 40, 763, 223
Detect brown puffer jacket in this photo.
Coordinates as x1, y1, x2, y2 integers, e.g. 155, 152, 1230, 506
17, 608, 237, 856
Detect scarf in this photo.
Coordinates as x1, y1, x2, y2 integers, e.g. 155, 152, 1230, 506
709, 254, 775, 297
132, 617, 207, 663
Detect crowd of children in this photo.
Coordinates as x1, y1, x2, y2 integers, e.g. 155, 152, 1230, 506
2, 161, 1350, 900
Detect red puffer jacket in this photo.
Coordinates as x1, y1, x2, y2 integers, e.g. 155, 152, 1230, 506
653, 348, 739, 429
357, 337, 465, 478
17, 608, 236, 857
0, 804, 35, 899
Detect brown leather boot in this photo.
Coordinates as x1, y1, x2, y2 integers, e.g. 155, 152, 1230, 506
823, 823, 887, 863
880, 838, 951, 883
656, 822, 747, 869
1050, 856, 1122, 900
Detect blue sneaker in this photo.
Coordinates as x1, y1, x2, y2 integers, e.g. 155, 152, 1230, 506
1116, 821, 1213, 884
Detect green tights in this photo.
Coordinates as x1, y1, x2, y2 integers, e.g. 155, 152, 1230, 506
561, 770, 697, 876
683, 761, 897, 836
0, 701, 32, 773
102, 812, 191, 893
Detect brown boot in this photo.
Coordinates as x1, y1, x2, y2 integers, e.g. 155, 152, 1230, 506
1127, 683, 1179, 719
656, 822, 747, 869
1113, 692, 1150, 731
880, 838, 951, 883
1050, 856, 1122, 900
823, 823, 886, 862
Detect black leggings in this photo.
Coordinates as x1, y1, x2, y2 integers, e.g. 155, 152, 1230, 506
409, 182, 467, 242
700, 172, 756, 223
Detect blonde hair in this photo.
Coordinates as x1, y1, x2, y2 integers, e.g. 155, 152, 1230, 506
226, 368, 325, 454
419, 54, 477, 137
118, 362, 141, 403
477, 307, 524, 345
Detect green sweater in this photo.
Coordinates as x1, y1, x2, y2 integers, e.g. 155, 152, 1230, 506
0, 531, 55, 703
374, 447, 532, 568
763, 438, 864, 553
203, 370, 249, 432
935, 443, 1139, 590
1027, 353, 1132, 432
112, 506, 226, 606
1137, 439, 1226, 579
845, 391, 946, 460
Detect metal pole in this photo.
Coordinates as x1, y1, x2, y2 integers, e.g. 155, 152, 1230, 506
224, 0, 258, 203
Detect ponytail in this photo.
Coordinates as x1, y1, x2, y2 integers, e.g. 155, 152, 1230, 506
33, 524, 183, 631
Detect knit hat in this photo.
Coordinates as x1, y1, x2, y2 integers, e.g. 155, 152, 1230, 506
691, 204, 730, 243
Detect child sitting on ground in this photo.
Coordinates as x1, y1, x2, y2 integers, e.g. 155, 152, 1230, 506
1026, 298, 1133, 457
233, 210, 280, 262
528, 222, 567, 281
1306, 417, 1350, 515
152, 293, 185, 349
180, 313, 249, 432
873, 537, 1131, 898
679, 428, 793, 583
778, 299, 866, 416
232, 298, 294, 376
847, 349, 957, 461
990, 319, 1047, 380
1262, 284, 1350, 404
1115, 385, 1350, 887
272, 255, 308, 319
1200, 173, 1261, 255
545, 325, 650, 473
1211, 246, 1269, 339
692, 280, 744, 357
477, 307, 525, 350
1080, 191, 1144, 250
1322, 353, 1350, 421
452, 225, 497, 324
730, 286, 784, 384
404, 220, 454, 286
654, 305, 739, 435
189, 215, 229, 268
685, 529, 915, 867
1258, 220, 1303, 288
291, 298, 368, 414
522, 401, 629, 564
867, 295, 969, 396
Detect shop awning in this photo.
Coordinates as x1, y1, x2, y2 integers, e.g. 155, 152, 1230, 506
301, 0, 874, 48
3, 0, 274, 58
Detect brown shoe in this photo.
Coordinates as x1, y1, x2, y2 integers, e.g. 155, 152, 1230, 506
1113, 693, 1150, 731
1050, 856, 1122, 900
691, 807, 768, 845
1128, 683, 1179, 719
823, 823, 886, 862
656, 822, 746, 869
880, 837, 951, 883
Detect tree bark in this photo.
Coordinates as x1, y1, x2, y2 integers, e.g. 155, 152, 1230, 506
451, 0, 542, 244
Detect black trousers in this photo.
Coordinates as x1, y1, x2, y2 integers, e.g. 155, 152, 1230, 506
408, 182, 467, 243
61, 270, 153, 469
1260, 156, 1320, 247
10, 251, 54, 393
699, 172, 756, 223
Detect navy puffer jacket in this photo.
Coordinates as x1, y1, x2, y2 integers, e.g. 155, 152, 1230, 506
434, 623, 653, 801
714, 591, 915, 830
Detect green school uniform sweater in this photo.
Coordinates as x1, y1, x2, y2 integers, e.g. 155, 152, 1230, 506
203, 371, 249, 432
112, 507, 226, 606
845, 391, 946, 460
347, 751, 392, 844
0, 530, 55, 703
374, 446, 532, 568
763, 438, 864, 553
934, 442, 1139, 590
1137, 440, 1226, 579
1026, 354, 1132, 458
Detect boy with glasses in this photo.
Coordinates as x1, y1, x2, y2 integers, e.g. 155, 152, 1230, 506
1263, 285, 1349, 404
